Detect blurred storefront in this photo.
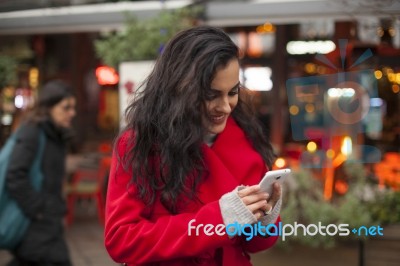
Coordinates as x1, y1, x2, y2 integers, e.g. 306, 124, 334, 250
0, 0, 191, 148
202, 0, 400, 200
0, 32, 106, 147
0, 0, 399, 158
223, 23, 399, 145
201, 0, 400, 158
1, 2, 399, 264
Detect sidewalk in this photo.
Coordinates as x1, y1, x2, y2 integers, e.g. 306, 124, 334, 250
0, 219, 360, 266
0, 219, 117, 266
0, 203, 117, 266
0, 216, 355, 266
64, 219, 117, 266
1, 210, 399, 266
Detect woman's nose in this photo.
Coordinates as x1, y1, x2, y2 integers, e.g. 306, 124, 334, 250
216, 97, 232, 113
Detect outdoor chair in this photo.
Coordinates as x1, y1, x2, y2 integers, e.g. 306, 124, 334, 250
65, 156, 112, 225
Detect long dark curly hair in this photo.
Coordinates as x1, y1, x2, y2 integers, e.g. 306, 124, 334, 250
121, 26, 275, 213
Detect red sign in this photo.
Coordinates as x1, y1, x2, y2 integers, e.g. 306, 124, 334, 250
96, 66, 119, 85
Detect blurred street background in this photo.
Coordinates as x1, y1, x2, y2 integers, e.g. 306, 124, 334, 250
0, 208, 117, 266
1, 0, 400, 265
1, 208, 399, 266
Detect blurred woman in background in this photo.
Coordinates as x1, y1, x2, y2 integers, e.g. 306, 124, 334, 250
6, 80, 76, 266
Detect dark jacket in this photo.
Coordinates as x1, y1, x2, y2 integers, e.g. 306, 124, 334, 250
6, 120, 71, 262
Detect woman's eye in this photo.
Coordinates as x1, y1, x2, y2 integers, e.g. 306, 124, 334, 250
229, 89, 239, 96
205, 92, 218, 100
229, 85, 241, 96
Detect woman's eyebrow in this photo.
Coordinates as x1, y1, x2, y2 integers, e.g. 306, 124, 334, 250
210, 81, 241, 92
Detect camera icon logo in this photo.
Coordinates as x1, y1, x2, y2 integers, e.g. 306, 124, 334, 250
286, 39, 382, 169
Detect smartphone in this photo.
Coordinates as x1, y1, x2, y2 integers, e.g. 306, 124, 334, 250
259, 168, 291, 195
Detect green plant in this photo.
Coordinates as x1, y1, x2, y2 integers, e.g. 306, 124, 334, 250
278, 160, 398, 249
336, 161, 374, 228
0, 55, 17, 88
95, 7, 201, 68
368, 190, 400, 225
279, 169, 340, 248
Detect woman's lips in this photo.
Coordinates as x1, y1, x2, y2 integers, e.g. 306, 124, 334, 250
209, 114, 226, 125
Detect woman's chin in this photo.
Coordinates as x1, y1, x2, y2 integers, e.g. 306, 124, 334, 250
207, 122, 227, 134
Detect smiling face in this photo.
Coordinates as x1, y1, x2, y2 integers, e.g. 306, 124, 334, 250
49, 96, 76, 128
202, 59, 240, 134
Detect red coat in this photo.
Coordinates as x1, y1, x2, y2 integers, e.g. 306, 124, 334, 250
105, 117, 280, 265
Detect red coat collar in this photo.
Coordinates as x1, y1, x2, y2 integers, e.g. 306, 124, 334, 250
197, 116, 267, 204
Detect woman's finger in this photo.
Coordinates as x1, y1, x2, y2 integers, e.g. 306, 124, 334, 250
241, 192, 269, 205
269, 182, 282, 206
254, 210, 264, 220
260, 204, 273, 215
247, 199, 268, 213
237, 185, 261, 198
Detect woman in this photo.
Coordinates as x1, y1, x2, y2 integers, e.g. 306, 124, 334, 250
6, 80, 76, 266
105, 26, 282, 266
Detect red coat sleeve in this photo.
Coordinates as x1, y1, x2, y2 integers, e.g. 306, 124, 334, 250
104, 134, 233, 264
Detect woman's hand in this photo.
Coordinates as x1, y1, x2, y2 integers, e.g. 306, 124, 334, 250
261, 182, 282, 218
219, 183, 282, 228
238, 183, 282, 220
237, 185, 269, 219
